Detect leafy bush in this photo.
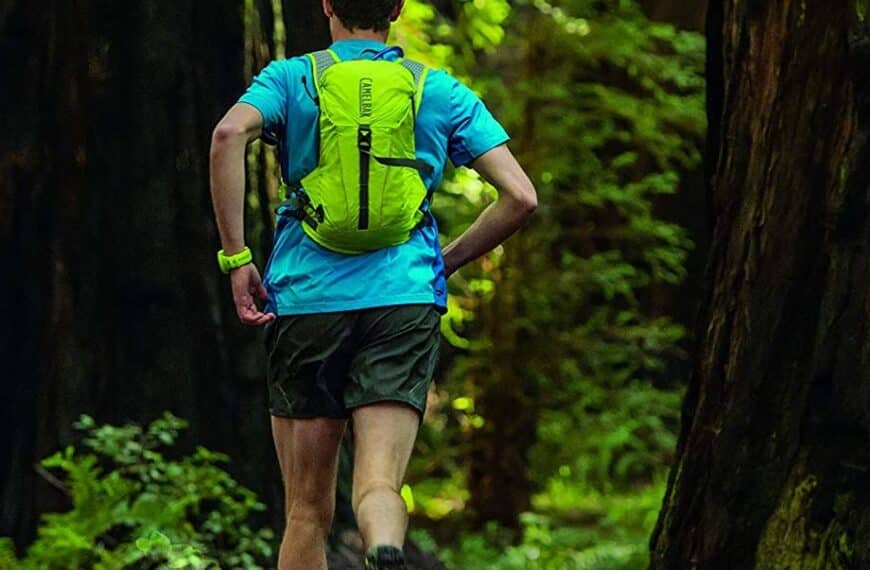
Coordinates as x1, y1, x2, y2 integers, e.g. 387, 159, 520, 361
0, 413, 273, 569
420, 509, 650, 570
411, 481, 665, 569
532, 378, 683, 491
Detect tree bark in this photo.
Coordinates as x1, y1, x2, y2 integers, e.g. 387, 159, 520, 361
651, 1, 870, 567
281, 0, 329, 56
638, 0, 707, 31
0, 0, 286, 546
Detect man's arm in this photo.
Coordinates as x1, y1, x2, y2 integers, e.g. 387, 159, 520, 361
441, 144, 537, 276
210, 103, 276, 326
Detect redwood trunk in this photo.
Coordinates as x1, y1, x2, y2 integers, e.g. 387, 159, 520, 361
0, 0, 285, 545
281, 0, 329, 55
638, 0, 707, 31
651, 1, 870, 567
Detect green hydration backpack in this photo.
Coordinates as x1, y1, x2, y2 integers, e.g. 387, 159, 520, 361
281, 49, 433, 255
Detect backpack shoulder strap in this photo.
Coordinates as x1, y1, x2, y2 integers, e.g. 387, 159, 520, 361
306, 49, 339, 95
399, 58, 429, 111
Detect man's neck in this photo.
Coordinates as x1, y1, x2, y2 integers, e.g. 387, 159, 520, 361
330, 25, 389, 43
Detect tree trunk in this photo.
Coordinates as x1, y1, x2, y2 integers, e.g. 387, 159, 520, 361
281, 0, 329, 56
464, 36, 544, 532
466, 253, 537, 533
638, 0, 707, 31
0, 0, 286, 546
651, 1, 870, 567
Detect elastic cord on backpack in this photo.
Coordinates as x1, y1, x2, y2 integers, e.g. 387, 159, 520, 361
276, 183, 323, 230
301, 76, 318, 105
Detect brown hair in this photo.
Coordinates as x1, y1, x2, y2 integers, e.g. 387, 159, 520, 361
330, 0, 401, 32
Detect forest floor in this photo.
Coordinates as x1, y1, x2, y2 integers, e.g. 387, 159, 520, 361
396, 481, 664, 569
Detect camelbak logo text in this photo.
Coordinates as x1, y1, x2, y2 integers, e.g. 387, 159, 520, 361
360, 78, 373, 117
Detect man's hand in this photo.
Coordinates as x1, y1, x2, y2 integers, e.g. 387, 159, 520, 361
230, 264, 276, 326
210, 104, 271, 325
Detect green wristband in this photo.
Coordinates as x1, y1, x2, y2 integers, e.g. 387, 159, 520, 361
217, 247, 253, 274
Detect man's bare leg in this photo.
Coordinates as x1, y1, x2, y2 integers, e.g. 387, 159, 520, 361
272, 416, 346, 570
351, 402, 420, 550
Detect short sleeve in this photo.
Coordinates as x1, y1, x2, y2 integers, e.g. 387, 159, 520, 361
238, 60, 291, 140
447, 79, 510, 167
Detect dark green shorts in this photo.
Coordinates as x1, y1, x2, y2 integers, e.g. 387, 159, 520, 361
264, 304, 441, 419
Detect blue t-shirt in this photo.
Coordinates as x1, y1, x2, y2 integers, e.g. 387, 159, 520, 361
239, 39, 509, 315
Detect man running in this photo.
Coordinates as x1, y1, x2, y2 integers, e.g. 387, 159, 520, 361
209, 1, 536, 568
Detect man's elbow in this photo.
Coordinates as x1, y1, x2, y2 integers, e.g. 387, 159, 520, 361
516, 183, 538, 216
211, 121, 249, 146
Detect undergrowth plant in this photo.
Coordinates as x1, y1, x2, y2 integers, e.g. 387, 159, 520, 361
0, 413, 272, 570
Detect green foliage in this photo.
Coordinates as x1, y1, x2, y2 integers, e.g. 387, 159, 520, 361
411, 481, 666, 569
437, 521, 647, 570
405, 0, 703, 514
394, 0, 511, 79
1, 414, 273, 570
533, 378, 682, 490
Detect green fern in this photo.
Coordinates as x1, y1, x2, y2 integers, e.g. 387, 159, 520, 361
3, 413, 272, 570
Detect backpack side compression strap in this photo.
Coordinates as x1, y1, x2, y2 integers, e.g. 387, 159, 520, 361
373, 155, 433, 175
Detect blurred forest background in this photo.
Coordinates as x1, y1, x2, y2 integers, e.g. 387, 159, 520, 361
2, 0, 707, 568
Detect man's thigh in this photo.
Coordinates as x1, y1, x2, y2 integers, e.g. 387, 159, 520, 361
345, 304, 441, 415
266, 304, 440, 418
266, 304, 440, 499
265, 312, 356, 419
